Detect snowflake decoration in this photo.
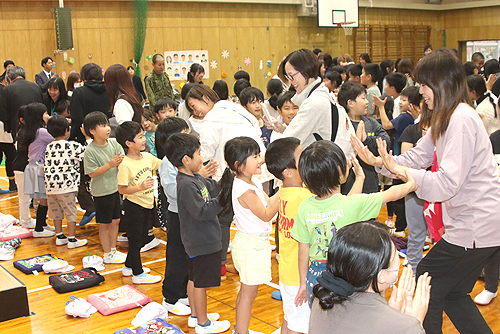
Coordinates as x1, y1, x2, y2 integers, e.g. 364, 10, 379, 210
221, 50, 229, 59
210, 60, 218, 70
244, 57, 251, 66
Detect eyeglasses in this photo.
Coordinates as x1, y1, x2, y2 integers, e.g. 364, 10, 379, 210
285, 70, 300, 82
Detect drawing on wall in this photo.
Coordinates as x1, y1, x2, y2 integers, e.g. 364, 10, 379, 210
164, 50, 210, 81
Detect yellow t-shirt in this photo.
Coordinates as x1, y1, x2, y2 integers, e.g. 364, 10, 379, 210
117, 152, 161, 209
278, 186, 313, 286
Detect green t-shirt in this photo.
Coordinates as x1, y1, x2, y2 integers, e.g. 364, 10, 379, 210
84, 138, 124, 197
291, 192, 383, 261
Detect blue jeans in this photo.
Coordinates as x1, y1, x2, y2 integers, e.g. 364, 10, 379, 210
306, 260, 327, 308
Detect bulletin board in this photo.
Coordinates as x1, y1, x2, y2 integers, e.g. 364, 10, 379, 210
164, 50, 209, 81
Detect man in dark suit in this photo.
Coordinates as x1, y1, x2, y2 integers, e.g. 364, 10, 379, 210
34, 57, 58, 91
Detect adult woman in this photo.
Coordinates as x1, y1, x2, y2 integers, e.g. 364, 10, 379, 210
187, 63, 205, 84
104, 64, 143, 125
272, 48, 354, 154
66, 72, 81, 97
353, 48, 500, 334
397, 58, 415, 87
127, 66, 147, 103
43, 77, 68, 115
309, 221, 430, 334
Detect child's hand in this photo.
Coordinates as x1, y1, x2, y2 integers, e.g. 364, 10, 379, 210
351, 153, 364, 179
486, 73, 497, 91
409, 104, 420, 120
140, 177, 155, 190
294, 285, 308, 307
109, 153, 124, 167
373, 95, 387, 109
356, 120, 367, 142
199, 159, 219, 178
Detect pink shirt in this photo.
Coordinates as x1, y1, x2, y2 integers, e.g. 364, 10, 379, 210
381, 103, 500, 248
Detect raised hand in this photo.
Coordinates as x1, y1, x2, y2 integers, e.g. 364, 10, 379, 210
405, 272, 431, 324
356, 120, 367, 142
373, 95, 387, 109
351, 134, 382, 167
350, 153, 364, 179
199, 159, 219, 178
376, 138, 407, 177
109, 153, 124, 167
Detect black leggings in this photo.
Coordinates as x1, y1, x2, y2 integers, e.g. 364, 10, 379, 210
0, 143, 15, 177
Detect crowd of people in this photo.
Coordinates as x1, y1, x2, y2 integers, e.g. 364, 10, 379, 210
1, 45, 500, 333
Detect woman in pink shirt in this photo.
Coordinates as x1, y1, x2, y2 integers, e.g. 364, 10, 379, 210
353, 48, 500, 334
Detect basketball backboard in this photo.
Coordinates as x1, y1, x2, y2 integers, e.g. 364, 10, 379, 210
317, 0, 359, 28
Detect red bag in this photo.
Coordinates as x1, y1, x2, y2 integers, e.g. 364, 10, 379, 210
423, 151, 445, 243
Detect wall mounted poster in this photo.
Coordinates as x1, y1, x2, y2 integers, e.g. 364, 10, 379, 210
164, 50, 209, 81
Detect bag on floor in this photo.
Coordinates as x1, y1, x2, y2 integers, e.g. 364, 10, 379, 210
13, 253, 59, 274
87, 285, 152, 316
114, 318, 185, 334
0, 213, 18, 229
0, 225, 32, 241
49, 268, 105, 293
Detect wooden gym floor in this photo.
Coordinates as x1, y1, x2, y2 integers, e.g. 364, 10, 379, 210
0, 166, 498, 333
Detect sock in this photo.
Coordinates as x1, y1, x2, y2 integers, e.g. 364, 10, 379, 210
111, 247, 117, 252
68, 236, 76, 242
9, 179, 16, 191
104, 251, 112, 257
190, 316, 197, 320
35, 204, 48, 232
135, 272, 146, 278
199, 320, 211, 327
56, 233, 66, 239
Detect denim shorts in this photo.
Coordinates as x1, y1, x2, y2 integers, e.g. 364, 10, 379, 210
306, 260, 327, 308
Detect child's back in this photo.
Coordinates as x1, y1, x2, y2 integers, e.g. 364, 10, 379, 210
45, 140, 85, 194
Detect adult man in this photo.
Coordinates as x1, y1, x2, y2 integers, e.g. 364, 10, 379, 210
35, 57, 59, 91
144, 54, 174, 107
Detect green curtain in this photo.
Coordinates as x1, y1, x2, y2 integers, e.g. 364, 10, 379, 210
132, 0, 149, 78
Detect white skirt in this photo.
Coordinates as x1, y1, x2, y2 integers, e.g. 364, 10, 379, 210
24, 161, 46, 199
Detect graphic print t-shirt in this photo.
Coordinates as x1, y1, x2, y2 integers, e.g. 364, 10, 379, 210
44, 140, 85, 194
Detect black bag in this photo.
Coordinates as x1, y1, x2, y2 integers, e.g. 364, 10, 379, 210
49, 268, 105, 293
307, 82, 339, 142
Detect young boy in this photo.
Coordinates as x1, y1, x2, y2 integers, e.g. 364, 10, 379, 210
116, 121, 162, 284
83, 111, 126, 264
165, 133, 230, 334
384, 72, 407, 118
348, 64, 363, 84
265, 137, 312, 334
360, 63, 382, 116
270, 91, 299, 143
338, 81, 390, 194
53, 99, 71, 119
240, 87, 272, 147
291, 140, 417, 306
154, 98, 179, 122
44, 115, 87, 248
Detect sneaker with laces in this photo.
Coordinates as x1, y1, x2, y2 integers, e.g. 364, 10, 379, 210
33, 229, 55, 238
474, 289, 497, 305
122, 266, 151, 277
178, 297, 190, 306
56, 236, 68, 245
162, 299, 191, 316
132, 274, 162, 284
103, 250, 126, 264
195, 320, 230, 334
188, 313, 220, 328
68, 239, 88, 249
140, 237, 161, 252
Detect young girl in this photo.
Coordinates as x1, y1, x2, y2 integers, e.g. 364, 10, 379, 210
19, 103, 53, 237
219, 136, 279, 334
142, 109, 158, 157
467, 74, 499, 136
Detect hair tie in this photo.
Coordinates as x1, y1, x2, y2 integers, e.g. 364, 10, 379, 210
317, 271, 354, 297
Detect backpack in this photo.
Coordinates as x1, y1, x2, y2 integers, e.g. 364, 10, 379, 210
307, 81, 339, 142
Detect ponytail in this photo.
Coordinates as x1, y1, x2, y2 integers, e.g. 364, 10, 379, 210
218, 167, 235, 216
268, 93, 279, 110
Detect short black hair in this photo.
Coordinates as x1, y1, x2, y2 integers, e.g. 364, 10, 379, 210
424, 44, 433, 52
165, 133, 200, 168
325, 71, 342, 88
181, 83, 196, 100
152, 54, 164, 64
471, 52, 485, 62
385, 72, 407, 94
116, 121, 143, 149
400, 86, 422, 106
81, 63, 103, 81
239, 87, 264, 107
299, 141, 347, 197
155, 117, 189, 157
331, 65, 345, 74
277, 90, 296, 110
338, 81, 366, 113
41, 57, 53, 67
463, 61, 478, 76
313, 48, 322, 55
234, 70, 250, 82
234, 79, 251, 99
54, 99, 70, 116
83, 111, 109, 138
265, 137, 301, 181
47, 115, 70, 138
154, 98, 178, 114
3, 60, 14, 69
348, 64, 363, 78
363, 63, 381, 83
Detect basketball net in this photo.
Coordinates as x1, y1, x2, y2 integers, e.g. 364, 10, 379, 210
337, 21, 355, 36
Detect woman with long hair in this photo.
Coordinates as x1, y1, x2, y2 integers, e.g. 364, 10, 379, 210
44, 77, 68, 115
187, 63, 205, 84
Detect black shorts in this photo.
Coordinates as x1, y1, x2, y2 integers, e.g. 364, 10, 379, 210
188, 250, 222, 288
94, 191, 121, 224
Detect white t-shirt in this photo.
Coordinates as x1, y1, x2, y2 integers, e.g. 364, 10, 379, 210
393, 96, 401, 119
232, 177, 272, 236
114, 98, 134, 125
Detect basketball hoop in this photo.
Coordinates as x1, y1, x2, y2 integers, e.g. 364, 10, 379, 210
337, 21, 355, 35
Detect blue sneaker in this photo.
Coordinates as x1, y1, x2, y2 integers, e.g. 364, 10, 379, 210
271, 290, 282, 301
0, 188, 9, 195
79, 212, 96, 226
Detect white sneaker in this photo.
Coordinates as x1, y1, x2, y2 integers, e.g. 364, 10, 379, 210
140, 237, 161, 252
179, 297, 190, 306
103, 250, 126, 264
20, 218, 36, 229
33, 229, 55, 238
68, 239, 88, 249
122, 266, 151, 277
117, 234, 128, 242
56, 236, 68, 245
44, 225, 55, 231
162, 299, 191, 316
189, 313, 220, 328
131, 274, 162, 284
195, 320, 230, 334
474, 289, 497, 305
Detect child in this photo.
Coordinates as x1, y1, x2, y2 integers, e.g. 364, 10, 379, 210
323, 71, 342, 94
53, 99, 71, 118
142, 109, 158, 157
219, 136, 279, 334
265, 137, 312, 334
360, 63, 382, 116
348, 64, 362, 84
384, 72, 407, 118
239, 87, 272, 147
154, 97, 178, 122
20, 103, 53, 237
291, 140, 417, 306
116, 121, 163, 284
165, 133, 230, 334
269, 91, 299, 144
338, 81, 390, 194
83, 111, 126, 264
44, 115, 87, 248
